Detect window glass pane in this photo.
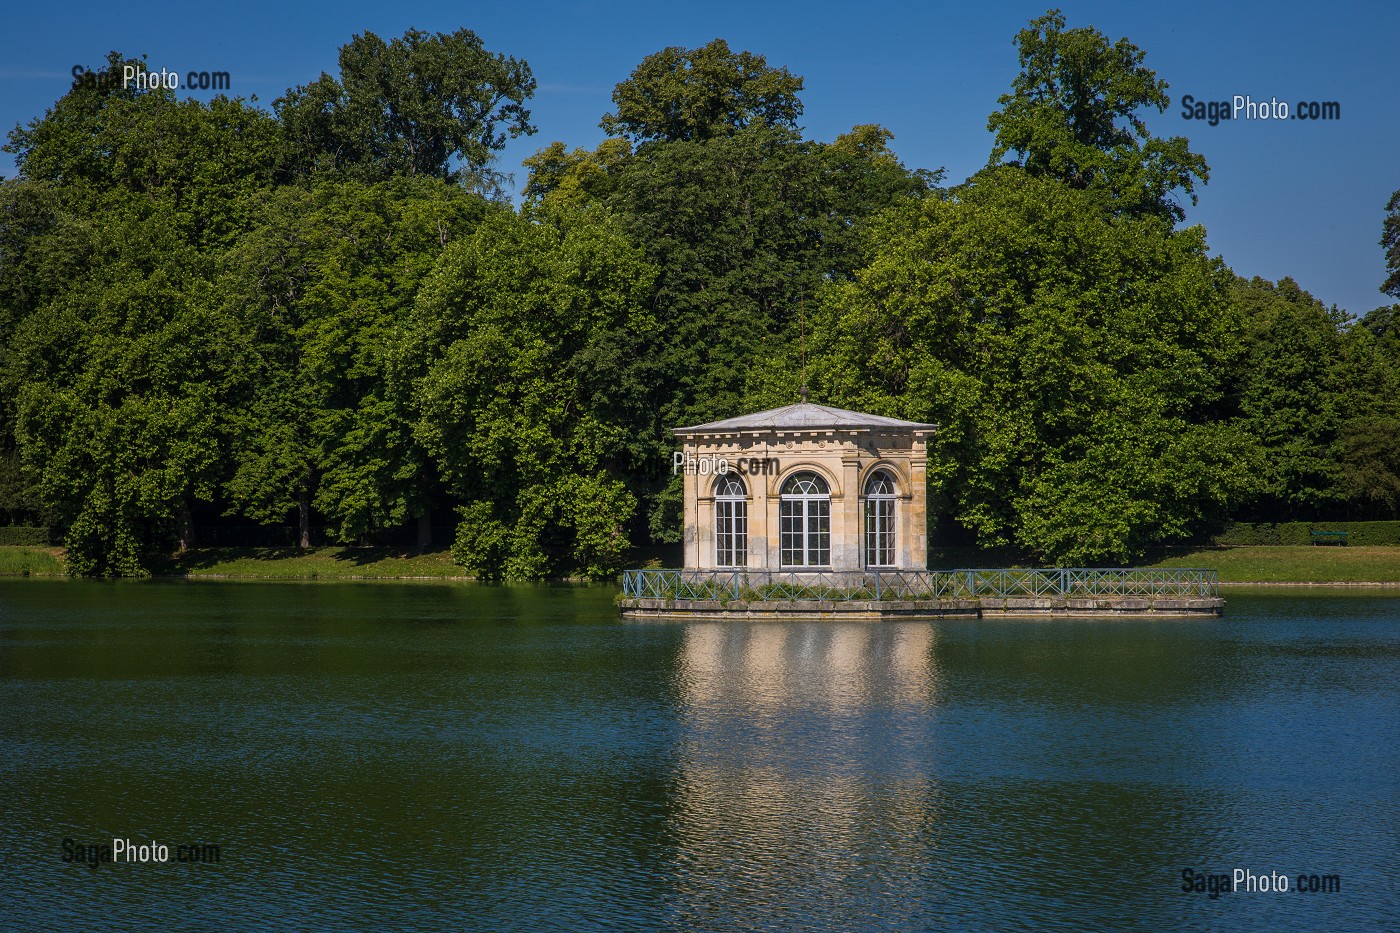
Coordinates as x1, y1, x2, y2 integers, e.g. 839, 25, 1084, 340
781, 472, 830, 496
716, 497, 747, 567
863, 473, 896, 567
780, 473, 831, 567
716, 475, 746, 498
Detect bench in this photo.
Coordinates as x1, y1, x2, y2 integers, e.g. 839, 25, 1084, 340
1310, 531, 1349, 546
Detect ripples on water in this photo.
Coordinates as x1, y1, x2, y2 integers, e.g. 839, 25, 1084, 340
1, 582, 1397, 931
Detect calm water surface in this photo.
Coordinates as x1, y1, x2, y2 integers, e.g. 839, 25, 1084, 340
2, 581, 1398, 931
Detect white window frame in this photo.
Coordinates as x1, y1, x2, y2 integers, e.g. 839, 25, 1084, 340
864, 470, 896, 568
780, 472, 831, 568
714, 475, 748, 568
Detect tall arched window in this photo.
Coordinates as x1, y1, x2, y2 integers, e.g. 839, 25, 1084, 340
864, 470, 896, 567
714, 475, 747, 567
780, 472, 831, 567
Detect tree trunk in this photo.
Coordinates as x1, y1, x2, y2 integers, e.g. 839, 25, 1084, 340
416, 508, 432, 550
298, 495, 311, 549
177, 498, 197, 553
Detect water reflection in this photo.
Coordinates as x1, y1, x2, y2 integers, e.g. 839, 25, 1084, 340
2, 584, 1397, 932
677, 622, 937, 713
667, 623, 940, 930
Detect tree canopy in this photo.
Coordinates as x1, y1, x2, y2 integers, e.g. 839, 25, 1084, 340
987, 9, 1207, 222
275, 28, 536, 187
806, 166, 1253, 563
601, 39, 804, 144
1383, 188, 1400, 298
0, 19, 1394, 577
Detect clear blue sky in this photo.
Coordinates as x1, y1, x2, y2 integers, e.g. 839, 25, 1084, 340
2, 0, 1396, 317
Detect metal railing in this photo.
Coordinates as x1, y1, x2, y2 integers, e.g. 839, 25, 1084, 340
620, 568, 1219, 602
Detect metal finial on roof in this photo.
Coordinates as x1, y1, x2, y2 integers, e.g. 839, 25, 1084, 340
799, 385, 809, 401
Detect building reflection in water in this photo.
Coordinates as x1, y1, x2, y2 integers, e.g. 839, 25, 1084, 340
667, 622, 943, 928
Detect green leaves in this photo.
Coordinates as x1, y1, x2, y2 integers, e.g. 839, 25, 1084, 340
275, 28, 536, 185
9, 240, 235, 575
409, 207, 656, 580
987, 10, 1207, 222
601, 39, 804, 144
220, 177, 490, 544
1383, 189, 1400, 298
808, 168, 1247, 563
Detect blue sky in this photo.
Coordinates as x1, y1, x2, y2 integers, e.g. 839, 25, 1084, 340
2, 0, 1396, 317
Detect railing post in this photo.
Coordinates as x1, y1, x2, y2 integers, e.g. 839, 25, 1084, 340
875, 571, 882, 601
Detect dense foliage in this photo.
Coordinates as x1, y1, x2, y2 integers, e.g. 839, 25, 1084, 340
1, 16, 1396, 576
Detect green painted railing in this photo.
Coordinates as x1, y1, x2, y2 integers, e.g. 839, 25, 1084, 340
621, 568, 1219, 602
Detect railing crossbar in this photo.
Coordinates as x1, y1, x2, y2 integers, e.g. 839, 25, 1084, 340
623, 568, 1218, 601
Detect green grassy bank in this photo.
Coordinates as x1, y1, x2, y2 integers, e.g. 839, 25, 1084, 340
0, 546, 66, 576
1143, 545, 1400, 584
154, 546, 471, 579
2, 544, 1398, 584
0, 546, 472, 580
930, 544, 1400, 584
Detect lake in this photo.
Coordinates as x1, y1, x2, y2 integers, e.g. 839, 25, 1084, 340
2, 580, 1397, 931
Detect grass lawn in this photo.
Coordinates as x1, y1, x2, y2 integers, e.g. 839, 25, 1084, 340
1144, 545, 1400, 583
0, 546, 66, 576
931, 544, 1400, 584
4, 543, 1398, 584
152, 546, 471, 580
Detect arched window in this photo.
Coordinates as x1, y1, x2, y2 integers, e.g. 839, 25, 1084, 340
714, 475, 747, 568
864, 470, 897, 567
780, 472, 831, 567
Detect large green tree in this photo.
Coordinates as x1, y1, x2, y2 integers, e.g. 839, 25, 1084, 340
276, 28, 536, 189
601, 38, 804, 144
807, 167, 1253, 563
406, 207, 656, 580
5, 52, 278, 247
7, 201, 238, 574
987, 10, 1207, 222
2, 63, 278, 572
219, 176, 490, 547
1229, 277, 1353, 518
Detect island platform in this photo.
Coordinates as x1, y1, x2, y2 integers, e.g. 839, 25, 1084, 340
619, 568, 1224, 620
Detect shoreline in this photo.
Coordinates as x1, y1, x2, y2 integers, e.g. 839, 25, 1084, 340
3, 544, 1399, 587
5, 574, 1400, 590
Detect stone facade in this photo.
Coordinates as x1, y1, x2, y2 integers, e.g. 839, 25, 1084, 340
673, 402, 937, 572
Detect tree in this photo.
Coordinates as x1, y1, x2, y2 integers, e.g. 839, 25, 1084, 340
276, 28, 536, 187
1228, 277, 1357, 518
806, 167, 1252, 564
7, 200, 237, 574
601, 39, 804, 144
2, 65, 278, 573
1383, 189, 1400, 298
219, 177, 490, 547
521, 138, 632, 209
987, 10, 1207, 222
407, 207, 656, 580
1336, 417, 1400, 516
5, 52, 278, 249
